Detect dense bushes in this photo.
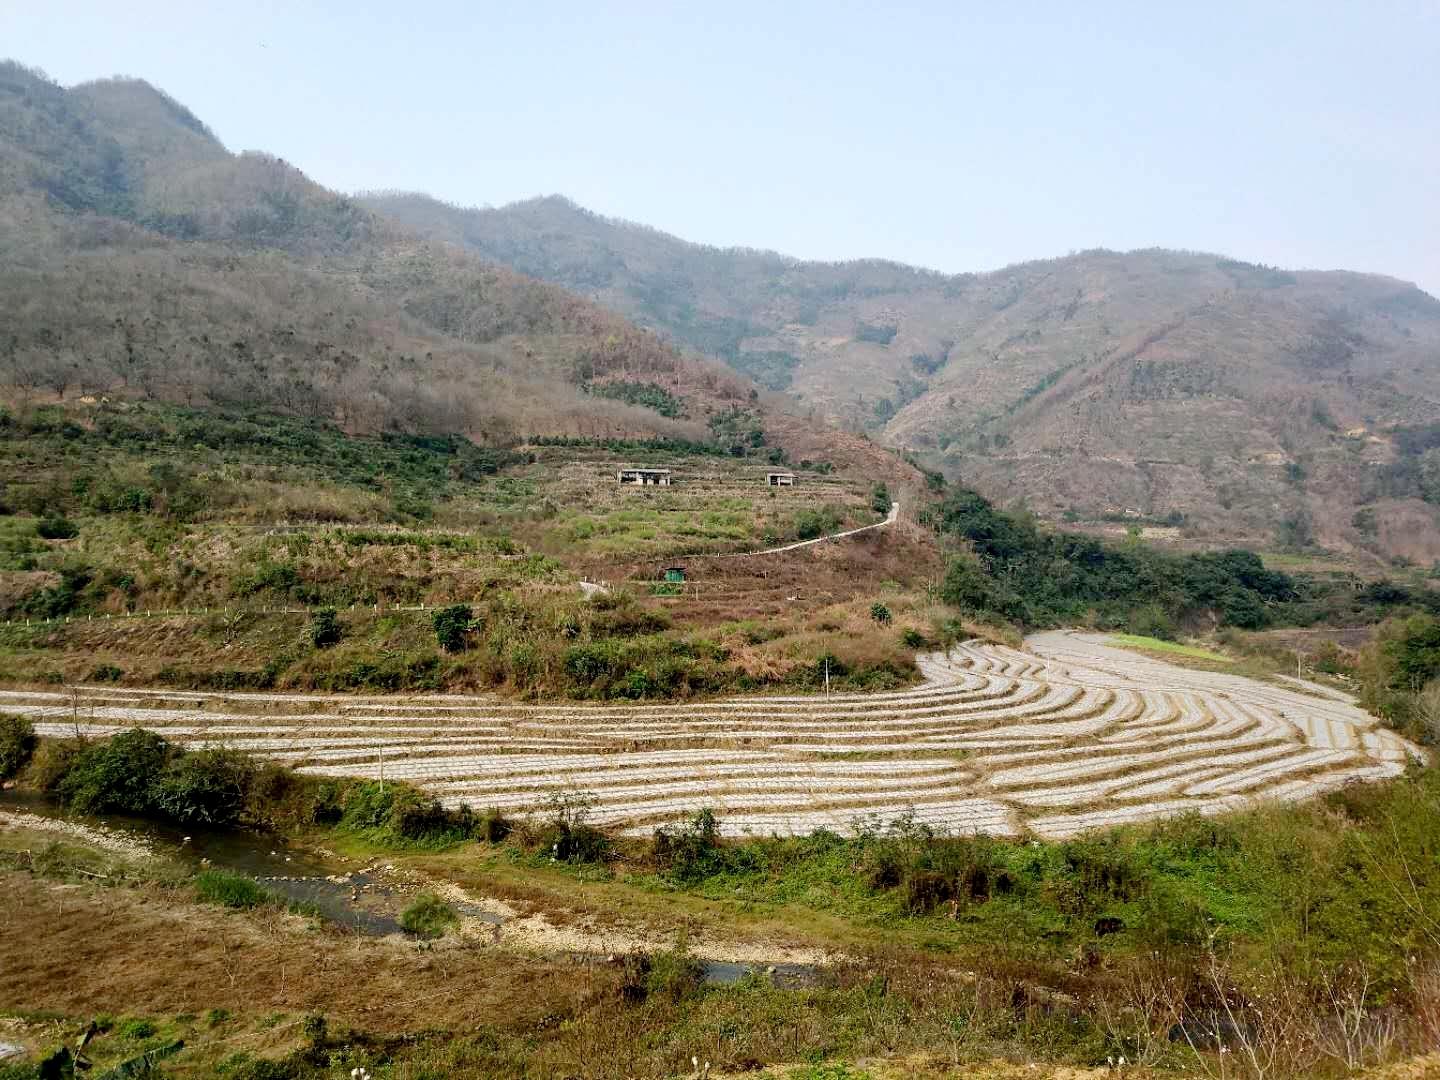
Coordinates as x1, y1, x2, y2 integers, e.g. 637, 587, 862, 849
3, 403, 525, 531
57, 728, 175, 817
54, 731, 288, 827
586, 380, 686, 418
36, 516, 79, 540
561, 634, 721, 699
308, 607, 341, 648
637, 765, 1440, 999
151, 748, 256, 825
653, 808, 724, 882
793, 506, 844, 541
1380, 613, 1440, 688
432, 603, 475, 653
935, 488, 1297, 630
538, 791, 610, 864
1355, 613, 1440, 740
0, 715, 36, 779
871, 483, 891, 516
27, 729, 490, 843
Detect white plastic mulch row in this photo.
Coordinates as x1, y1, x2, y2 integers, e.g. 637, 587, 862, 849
423, 758, 965, 797
1007, 744, 1306, 807
15, 634, 1425, 839
439, 776, 983, 820
1027, 795, 1257, 839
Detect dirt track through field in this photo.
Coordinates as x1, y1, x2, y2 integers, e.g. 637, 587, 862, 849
7, 631, 1419, 838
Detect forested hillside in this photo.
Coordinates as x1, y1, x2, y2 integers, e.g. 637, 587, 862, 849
0, 63, 766, 447
363, 192, 1440, 564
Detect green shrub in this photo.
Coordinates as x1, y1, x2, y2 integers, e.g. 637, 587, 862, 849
308, 607, 341, 648
214, 1053, 306, 1080
940, 556, 994, 612
243, 764, 346, 830
432, 603, 474, 653
542, 790, 610, 863
116, 1018, 156, 1040
23, 737, 83, 793
58, 728, 174, 815
475, 809, 512, 843
814, 652, 848, 685
152, 748, 257, 825
935, 487, 1296, 630
793, 507, 843, 541
1126, 603, 1176, 640
337, 780, 466, 845
617, 943, 705, 1004
399, 892, 459, 938
588, 380, 686, 418
855, 321, 898, 345
902, 869, 957, 914
871, 482, 891, 515
564, 641, 618, 683
195, 869, 273, 909
87, 663, 124, 683
870, 602, 892, 624
590, 604, 670, 637
643, 945, 705, 1002
36, 516, 79, 540
653, 808, 724, 882
0, 715, 37, 780
231, 561, 299, 598
900, 627, 927, 648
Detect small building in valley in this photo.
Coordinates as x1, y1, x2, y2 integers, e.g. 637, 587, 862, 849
617, 467, 672, 486
662, 566, 687, 583
766, 472, 796, 487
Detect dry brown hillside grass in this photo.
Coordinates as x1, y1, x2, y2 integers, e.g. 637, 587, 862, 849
366, 192, 1440, 565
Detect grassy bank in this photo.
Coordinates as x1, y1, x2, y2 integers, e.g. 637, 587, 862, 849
4, 724, 1440, 1076
0, 400, 940, 699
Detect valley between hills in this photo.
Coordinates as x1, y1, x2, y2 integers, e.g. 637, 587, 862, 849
1, 56, 1440, 1080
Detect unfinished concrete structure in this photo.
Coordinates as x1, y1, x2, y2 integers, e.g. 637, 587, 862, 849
766, 472, 796, 487
617, 467, 672, 486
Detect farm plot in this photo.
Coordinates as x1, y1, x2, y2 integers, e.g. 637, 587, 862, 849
10, 630, 1421, 839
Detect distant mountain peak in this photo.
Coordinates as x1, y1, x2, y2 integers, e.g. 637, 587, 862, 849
75, 75, 222, 145
359, 189, 1440, 565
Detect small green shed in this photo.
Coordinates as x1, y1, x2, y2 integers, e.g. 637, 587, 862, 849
663, 566, 687, 583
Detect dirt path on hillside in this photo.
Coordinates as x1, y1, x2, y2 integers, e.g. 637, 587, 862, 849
683, 500, 899, 559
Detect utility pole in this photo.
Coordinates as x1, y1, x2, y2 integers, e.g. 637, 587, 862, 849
824, 656, 831, 699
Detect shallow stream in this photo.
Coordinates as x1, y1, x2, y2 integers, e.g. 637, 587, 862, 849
0, 792, 824, 986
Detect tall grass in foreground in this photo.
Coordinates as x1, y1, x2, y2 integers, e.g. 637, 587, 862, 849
193, 869, 274, 909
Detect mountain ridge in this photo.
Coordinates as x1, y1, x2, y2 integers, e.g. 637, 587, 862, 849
367, 190, 1436, 294
0, 62, 922, 488
361, 189, 1440, 565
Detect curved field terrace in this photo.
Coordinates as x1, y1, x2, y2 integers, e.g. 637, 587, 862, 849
6, 631, 1420, 839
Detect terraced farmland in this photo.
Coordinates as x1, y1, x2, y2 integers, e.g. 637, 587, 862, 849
7, 631, 1419, 839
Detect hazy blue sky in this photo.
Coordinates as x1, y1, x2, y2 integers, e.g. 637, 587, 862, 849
8, 1, 1438, 293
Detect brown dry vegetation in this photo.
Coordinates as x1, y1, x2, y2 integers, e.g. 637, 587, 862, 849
0, 62, 759, 448
0, 433, 938, 695
363, 194, 1440, 565
3, 860, 1438, 1078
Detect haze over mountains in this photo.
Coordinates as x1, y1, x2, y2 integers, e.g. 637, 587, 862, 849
0, 62, 777, 451
364, 192, 1440, 565
2, 57, 1437, 565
